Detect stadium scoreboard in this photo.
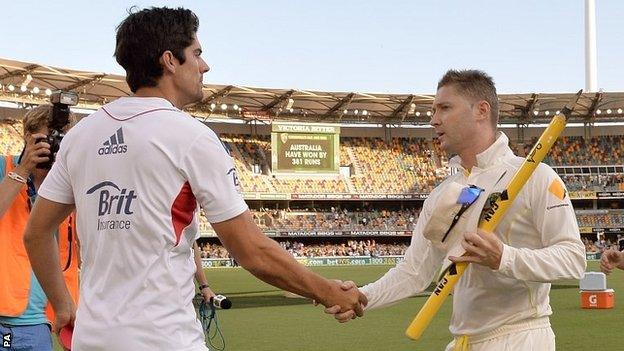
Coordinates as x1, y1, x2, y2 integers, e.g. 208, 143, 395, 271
271, 123, 340, 174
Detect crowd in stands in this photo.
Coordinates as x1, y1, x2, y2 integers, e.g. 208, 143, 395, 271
279, 240, 407, 257
219, 133, 624, 194
252, 206, 420, 232
576, 210, 624, 228
198, 239, 409, 259
201, 235, 620, 258
219, 134, 448, 194
532, 135, 624, 166
583, 235, 624, 254
198, 242, 231, 259
2, 122, 623, 194
200, 207, 624, 234
342, 137, 445, 193
560, 174, 624, 192
0, 121, 23, 155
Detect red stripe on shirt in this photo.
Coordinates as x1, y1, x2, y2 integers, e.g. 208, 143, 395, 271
171, 182, 197, 246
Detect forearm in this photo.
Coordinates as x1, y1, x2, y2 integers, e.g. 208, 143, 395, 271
0, 169, 29, 217
498, 240, 586, 282
235, 235, 332, 303
214, 211, 333, 304
361, 233, 443, 310
193, 242, 208, 286
24, 198, 75, 310
24, 223, 72, 309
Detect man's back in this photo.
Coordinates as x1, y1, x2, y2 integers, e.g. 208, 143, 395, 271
40, 96, 246, 350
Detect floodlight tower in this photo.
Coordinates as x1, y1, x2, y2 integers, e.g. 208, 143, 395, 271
585, 0, 598, 92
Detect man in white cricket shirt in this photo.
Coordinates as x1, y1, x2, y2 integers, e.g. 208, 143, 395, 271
326, 70, 586, 350
23, 7, 366, 351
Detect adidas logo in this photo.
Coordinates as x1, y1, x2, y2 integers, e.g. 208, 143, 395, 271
98, 128, 128, 155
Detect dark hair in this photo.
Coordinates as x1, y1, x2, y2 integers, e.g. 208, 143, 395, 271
114, 7, 199, 93
437, 69, 499, 129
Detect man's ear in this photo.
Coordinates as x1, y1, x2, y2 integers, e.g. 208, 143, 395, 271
474, 100, 491, 123
159, 51, 177, 74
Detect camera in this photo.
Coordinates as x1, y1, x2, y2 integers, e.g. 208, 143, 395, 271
36, 91, 78, 169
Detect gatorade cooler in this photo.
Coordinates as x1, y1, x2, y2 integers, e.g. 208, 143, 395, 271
579, 272, 614, 309
580, 289, 615, 309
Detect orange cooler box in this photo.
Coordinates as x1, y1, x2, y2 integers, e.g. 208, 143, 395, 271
580, 289, 615, 309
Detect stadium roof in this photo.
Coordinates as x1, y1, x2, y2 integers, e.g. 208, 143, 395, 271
1, 57, 624, 125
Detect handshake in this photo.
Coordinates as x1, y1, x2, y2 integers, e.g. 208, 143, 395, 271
316, 280, 366, 323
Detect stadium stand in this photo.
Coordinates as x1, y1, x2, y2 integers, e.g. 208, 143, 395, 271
199, 240, 409, 259
252, 207, 419, 232
2, 121, 623, 256
0, 121, 23, 155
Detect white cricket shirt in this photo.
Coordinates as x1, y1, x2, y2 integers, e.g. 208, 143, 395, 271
360, 132, 586, 337
39, 97, 248, 351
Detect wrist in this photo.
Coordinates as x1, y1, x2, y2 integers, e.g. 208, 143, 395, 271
198, 284, 210, 291
12, 165, 31, 179
315, 279, 339, 306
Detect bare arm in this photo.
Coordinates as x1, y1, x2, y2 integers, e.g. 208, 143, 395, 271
23, 196, 75, 332
0, 134, 49, 217
212, 210, 367, 313
193, 241, 216, 302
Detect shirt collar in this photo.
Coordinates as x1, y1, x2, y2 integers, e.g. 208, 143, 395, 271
448, 131, 514, 171
101, 96, 179, 121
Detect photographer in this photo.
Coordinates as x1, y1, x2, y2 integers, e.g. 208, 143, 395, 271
0, 104, 79, 351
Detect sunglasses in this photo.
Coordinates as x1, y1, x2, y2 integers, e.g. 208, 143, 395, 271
441, 185, 484, 242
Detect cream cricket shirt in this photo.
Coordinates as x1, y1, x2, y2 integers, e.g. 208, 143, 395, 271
360, 132, 586, 336
39, 97, 248, 351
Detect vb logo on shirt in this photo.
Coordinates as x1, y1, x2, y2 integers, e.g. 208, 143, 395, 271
98, 128, 128, 155
86, 181, 137, 230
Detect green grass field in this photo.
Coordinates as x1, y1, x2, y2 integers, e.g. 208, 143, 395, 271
54, 261, 622, 350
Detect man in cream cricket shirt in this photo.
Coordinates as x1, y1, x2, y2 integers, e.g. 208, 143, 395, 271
327, 69, 586, 351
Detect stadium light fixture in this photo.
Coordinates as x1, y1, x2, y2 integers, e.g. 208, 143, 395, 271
0, 101, 19, 108
210, 103, 216, 110
426, 111, 432, 117
354, 109, 359, 115
544, 111, 550, 116
8, 84, 15, 92
618, 108, 623, 114
23, 74, 33, 85
71, 107, 97, 115
233, 104, 239, 110
342, 109, 348, 114
32, 86, 40, 94
606, 109, 612, 114
362, 110, 368, 116
596, 109, 601, 115
533, 110, 539, 116
556, 110, 561, 114
415, 111, 421, 117
220, 103, 227, 110
288, 108, 294, 113
20, 85, 27, 92
45, 88, 52, 96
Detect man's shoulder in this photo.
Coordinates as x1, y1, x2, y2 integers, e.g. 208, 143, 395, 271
426, 173, 462, 200
501, 154, 558, 178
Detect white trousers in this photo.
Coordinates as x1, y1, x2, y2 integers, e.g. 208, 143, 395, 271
445, 317, 555, 351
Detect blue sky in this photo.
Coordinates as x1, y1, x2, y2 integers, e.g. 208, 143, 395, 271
1, 0, 622, 94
